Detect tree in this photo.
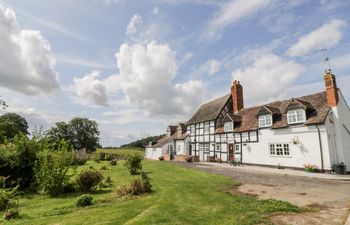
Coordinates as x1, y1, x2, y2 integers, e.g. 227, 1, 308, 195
47, 117, 100, 152
0, 97, 7, 109
0, 113, 29, 139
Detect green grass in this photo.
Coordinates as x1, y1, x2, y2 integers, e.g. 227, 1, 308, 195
96, 148, 144, 158
1, 160, 302, 225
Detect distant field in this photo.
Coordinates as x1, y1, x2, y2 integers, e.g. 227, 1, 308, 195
4, 160, 302, 225
95, 148, 144, 158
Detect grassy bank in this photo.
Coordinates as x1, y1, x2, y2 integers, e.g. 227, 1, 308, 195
3, 160, 301, 225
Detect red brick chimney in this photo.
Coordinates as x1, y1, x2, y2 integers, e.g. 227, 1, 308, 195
231, 80, 244, 113
324, 70, 339, 107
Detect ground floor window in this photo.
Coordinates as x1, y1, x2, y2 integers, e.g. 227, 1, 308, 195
269, 143, 289, 156
204, 144, 210, 151
216, 144, 220, 151
234, 144, 240, 152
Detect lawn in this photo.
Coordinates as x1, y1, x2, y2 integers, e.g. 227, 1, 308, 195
2, 160, 301, 225
95, 148, 144, 158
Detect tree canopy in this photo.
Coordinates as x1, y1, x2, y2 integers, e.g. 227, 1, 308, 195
47, 117, 100, 152
0, 112, 29, 140
120, 134, 165, 148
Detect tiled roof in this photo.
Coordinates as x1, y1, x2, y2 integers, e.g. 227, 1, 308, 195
187, 94, 231, 124
152, 123, 189, 147
216, 91, 330, 133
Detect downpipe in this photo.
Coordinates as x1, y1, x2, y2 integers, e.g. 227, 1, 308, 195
316, 125, 324, 172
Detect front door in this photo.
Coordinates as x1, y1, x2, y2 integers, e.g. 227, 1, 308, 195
228, 143, 234, 161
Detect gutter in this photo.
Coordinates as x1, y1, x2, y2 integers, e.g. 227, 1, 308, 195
316, 125, 324, 172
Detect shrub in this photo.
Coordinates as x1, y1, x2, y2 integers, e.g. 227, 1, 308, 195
94, 154, 101, 163
0, 186, 19, 211
110, 159, 117, 166
105, 176, 112, 184
34, 141, 74, 196
63, 179, 78, 193
124, 154, 143, 175
185, 156, 193, 163
98, 152, 107, 161
0, 135, 44, 189
117, 172, 152, 197
159, 156, 164, 161
105, 153, 115, 161
76, 194, 93, 207
73, 149, 88, 165
4, 207, 19, 220
100, 165, 108, 170
77, 170, 103, 193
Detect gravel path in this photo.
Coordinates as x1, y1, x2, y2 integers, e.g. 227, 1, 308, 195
175, 162, 350, 225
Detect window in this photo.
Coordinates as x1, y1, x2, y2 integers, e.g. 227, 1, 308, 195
287, 109, 306, 124
269, 143, 290, 156
204, 144, 210, 152
234, 144, 240, 152
216, 144, 220, 151
177, 145, 180, 151
259, 115, 272, 128
204, 122, 210, 133
224, 122, 233, 132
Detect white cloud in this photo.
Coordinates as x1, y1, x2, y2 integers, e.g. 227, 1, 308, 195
126, 14, 142, 36
204, 0, 272, 40
115, 41, 204, 117
287, 19, 346, 57
205, 59, 221, 76
232, 54, 303, 105
0, 4, 60, 95
73, 71, 110, 107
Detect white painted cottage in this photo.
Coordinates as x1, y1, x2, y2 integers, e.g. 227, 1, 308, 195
146, 70, 350, 172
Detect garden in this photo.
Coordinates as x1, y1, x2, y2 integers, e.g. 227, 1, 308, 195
0, 112, 303, 224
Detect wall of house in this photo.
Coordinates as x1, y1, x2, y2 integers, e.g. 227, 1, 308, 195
241, 125, 331, 170
328, 90, 350, 171
145, 147, 163, 160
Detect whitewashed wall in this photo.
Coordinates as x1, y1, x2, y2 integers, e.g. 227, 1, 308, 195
328, 90, 350, 171
145, 147, 163, 160
241, 125, 331, 170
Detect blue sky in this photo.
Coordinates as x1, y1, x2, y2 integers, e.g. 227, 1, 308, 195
0, 0, 350, 146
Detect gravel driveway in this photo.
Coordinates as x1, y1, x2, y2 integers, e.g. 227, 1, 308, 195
175, 162, 350, 225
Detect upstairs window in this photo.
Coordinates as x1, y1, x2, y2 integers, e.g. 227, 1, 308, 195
287, 109, 306, 124
224, 122, 233, 132
259, 115, 272, 128
204, 122, 210, 133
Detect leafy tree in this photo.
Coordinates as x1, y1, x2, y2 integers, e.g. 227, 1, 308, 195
0, 97, 7, 109
0, 113, 29, 139
120, 134, 165, 148
47, 117, 100, 152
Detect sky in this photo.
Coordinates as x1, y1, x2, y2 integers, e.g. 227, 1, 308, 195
0, 0, 350, 147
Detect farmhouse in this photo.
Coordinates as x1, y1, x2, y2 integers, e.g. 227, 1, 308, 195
145, 70, 350, 172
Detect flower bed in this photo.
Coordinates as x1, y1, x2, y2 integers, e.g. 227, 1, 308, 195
304, 164, 318, 172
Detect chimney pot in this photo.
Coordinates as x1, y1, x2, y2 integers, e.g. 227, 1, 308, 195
231, 80, 244, 113
324, 71, 339, 107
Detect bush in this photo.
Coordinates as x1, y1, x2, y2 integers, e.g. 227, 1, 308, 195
0, 135, 44, 189
100, 165, 108, 170
110, 159, 117, 166
77, 170, 103, 193
63, 179, 78, 193
185, 156, 193, 163
34, 141, 74, 196
159, 156, 164, 161
105, 176, 112, 184
124, 154, 143, 175
117, 172, 152, 197
94, 154, 101, 163
98, 152, 107, 161
0, 185, 19, 211
76, 194, 93, 207
4, 207, 19, 220
105, 153, 115, 161
73, 149, 88, 165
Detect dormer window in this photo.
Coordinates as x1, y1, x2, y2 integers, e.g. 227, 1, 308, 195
287, 109, 306, 124
259, 115, 272, 128
224, 122, 233, 132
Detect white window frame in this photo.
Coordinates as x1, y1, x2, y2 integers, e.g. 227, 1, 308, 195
204, 144, 210, 152
204, 122, 210, 134
234, 144, 240, 153
259, 115, 273, 128
216, 144, 220, 151
287, 109, 306, 124
224, 122, 233, 132
177, 145, 181, 151
269, 143, 290, 157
